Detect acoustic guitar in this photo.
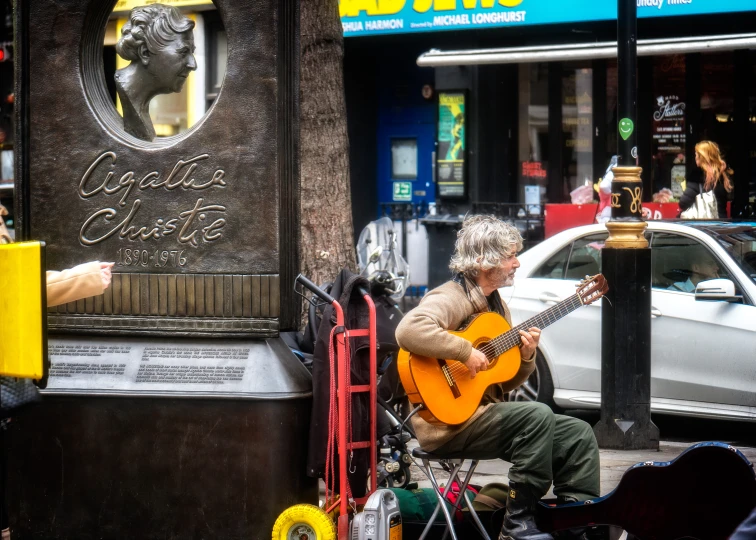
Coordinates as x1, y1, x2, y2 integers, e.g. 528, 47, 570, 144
397, 274, 608, 426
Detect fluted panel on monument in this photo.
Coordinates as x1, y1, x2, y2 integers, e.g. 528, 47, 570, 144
47, 273, 280, 336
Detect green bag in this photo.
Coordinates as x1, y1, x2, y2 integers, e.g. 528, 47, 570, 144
388, 487, 478, 523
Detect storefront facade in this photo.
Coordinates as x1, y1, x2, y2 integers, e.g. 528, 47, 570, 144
342, 0, 756, 240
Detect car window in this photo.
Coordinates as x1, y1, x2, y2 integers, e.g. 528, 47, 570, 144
565, 234, 607, 280
651, 233, 733, 291
532, 233, 607, 280
532, 245, 570, 279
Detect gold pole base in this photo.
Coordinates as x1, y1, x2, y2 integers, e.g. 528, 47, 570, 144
605, 220, 649, 249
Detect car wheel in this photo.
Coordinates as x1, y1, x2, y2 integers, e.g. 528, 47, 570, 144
507, 351, 559, 411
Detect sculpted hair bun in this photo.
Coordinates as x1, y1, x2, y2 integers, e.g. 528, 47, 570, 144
116, 4, 195, 62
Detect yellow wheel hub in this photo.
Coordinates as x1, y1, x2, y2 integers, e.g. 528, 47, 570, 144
272, 504, 336, 540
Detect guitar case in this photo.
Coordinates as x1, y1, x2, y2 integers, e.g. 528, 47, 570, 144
537, 441, 756, 539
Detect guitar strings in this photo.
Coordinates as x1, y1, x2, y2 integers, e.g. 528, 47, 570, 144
437, 289, 601, 383
446, 295, 583, 378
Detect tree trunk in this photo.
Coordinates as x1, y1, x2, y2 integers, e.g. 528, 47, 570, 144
299, 0, 356, 321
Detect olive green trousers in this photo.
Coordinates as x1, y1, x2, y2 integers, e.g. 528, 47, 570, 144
433, 401, 600, 501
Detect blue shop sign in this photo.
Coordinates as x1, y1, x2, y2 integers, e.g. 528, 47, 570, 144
340, 0, 755, 37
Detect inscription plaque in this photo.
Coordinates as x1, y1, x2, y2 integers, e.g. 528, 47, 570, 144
46, 336, 310, 397
15, 0, 300, 334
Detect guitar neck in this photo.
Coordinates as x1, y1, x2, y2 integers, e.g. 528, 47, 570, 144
488, 294, 584, 358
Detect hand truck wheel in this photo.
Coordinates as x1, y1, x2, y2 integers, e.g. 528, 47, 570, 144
271, 504, 336, 540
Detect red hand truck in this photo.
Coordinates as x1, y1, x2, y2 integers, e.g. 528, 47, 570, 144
272, 274, 378, 540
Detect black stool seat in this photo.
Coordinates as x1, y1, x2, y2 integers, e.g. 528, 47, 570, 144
412, 447, 447, 460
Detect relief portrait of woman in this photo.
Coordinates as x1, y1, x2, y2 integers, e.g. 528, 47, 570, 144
114, 4, 197, 142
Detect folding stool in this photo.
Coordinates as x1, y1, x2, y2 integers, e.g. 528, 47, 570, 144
412, 447, 492, 540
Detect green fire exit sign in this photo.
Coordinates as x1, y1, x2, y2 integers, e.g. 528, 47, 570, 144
393, 181, 412, 202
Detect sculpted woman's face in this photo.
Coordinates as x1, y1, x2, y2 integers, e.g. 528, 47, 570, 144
145, 31, 197, 94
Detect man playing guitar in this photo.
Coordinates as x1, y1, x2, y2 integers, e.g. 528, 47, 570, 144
395, 215, 600, 540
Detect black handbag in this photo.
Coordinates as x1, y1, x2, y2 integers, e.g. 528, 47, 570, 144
0, 376, 42, 419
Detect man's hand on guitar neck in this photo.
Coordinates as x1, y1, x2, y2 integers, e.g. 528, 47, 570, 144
464, 348, 489, 378
518, 327, 541, 360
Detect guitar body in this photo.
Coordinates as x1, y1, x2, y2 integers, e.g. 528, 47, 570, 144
536, 442, 756, 539
397, 311, 522, 426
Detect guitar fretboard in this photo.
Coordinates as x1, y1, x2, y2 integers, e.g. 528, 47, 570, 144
483, 294, 584, 359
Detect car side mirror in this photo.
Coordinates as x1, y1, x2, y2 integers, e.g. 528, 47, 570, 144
694, 278, 741, 302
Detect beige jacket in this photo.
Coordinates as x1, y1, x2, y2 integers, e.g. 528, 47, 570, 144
46, 262, 105, 307
395, 278, 536, 451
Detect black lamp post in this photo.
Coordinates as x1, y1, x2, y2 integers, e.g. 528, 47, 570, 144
593, 0, 659, 450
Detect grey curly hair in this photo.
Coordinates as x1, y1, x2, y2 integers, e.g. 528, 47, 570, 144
116, 4, 195, 62
449, 215, 523, 277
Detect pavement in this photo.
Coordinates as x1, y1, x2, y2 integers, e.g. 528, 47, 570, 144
318, 438, 756, 502
406, 439, 756, 496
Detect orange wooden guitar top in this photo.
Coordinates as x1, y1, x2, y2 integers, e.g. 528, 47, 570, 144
397, 311, 521, 426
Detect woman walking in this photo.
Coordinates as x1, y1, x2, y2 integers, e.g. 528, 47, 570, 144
678, 141, 733, 219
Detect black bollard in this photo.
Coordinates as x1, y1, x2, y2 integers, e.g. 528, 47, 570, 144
593, 0, 659, 450
594, 243, 659, 449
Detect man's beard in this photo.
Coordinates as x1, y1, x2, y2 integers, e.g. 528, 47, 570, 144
491, 267, 515, 289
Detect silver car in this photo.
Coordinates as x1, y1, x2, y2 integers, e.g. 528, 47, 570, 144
502, 220, 756, 421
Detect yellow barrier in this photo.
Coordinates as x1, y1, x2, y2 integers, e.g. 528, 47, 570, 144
0, 241, 46, 378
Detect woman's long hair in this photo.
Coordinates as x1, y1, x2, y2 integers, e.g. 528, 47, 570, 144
695, 141, 733, 193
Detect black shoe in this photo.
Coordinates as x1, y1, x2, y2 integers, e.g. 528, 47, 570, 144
498, 482, 554, 540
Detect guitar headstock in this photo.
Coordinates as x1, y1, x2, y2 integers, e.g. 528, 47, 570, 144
577, 274, 609, 305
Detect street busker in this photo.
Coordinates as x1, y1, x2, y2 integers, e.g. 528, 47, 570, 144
395, 215, 600, 540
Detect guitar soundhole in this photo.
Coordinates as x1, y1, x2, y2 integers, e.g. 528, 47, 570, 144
474, 339, 496, 364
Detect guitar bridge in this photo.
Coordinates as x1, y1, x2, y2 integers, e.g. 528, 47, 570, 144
438, 359, 461, 399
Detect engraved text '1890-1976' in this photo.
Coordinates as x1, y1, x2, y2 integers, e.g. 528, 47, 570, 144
78, 151, 227, 248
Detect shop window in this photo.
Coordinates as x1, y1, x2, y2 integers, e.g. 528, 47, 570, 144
205, 9, 228, 109
701, 52, 734, 158
606, 60, 618, 166
650, 54, 686, 197
562, 63, 594, 198
518, 64, 549, 206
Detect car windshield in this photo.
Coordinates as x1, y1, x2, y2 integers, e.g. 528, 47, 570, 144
694, 223, 756, 284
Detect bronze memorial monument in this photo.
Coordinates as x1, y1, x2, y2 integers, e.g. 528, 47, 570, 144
8, 1, 310, 538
